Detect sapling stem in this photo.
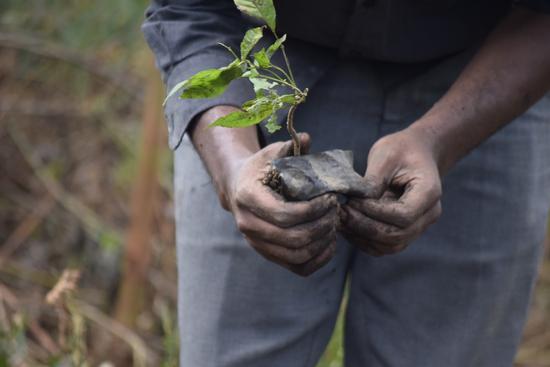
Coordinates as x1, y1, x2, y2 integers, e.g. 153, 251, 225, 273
287, 104, 300, 156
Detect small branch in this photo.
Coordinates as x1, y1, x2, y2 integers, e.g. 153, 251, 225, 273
217, 42, 239, 60
262, 67, 286, 82
270, 64, 293, 84
287, 105, 300, 156
257, 73, 302, 94
279, 44, 296, 84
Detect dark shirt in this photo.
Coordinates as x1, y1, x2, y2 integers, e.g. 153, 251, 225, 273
142, 0, 550, 149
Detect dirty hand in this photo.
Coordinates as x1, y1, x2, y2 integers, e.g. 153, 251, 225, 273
340, 127, 443, 256
225, 134, 340, 276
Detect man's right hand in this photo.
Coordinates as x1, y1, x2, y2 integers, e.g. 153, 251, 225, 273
191, 106, 339, 276
225, 135, 339, 276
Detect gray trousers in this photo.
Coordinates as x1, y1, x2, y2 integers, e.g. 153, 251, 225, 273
174, 50, 550, 367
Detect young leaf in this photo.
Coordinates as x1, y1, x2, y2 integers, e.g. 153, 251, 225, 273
234, 0, 277, 32
164, 79, 188, 105
267, 34, 286, 57
209, 105, 272, 128
243, 68, 260, 78
265, 114, 282, 133
241, 27, 264, 60
169, 62, 243, 100
250, 77, 277, 94
253, 49, 271, 68
211, 95, 280, 129
278, 94, 297, 105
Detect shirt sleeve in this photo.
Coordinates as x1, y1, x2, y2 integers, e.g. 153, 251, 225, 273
142, 0, 255, 149
514, 0, 550, 13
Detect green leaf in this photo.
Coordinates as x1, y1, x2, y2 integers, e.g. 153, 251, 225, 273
164, 79, 188, 105
209, 107, 271, 129
241, 27, 264, 59
211, 95, 276, 128
265, 114, 282, 133
243, 68, 259, 78
243, 96, 272, 111
267, 34, 286, 57
166, 61, 243, 102
278, 94, 297, 105
250, 77, 277, 94
234, 0, 277, 32
254, 49, 271, 68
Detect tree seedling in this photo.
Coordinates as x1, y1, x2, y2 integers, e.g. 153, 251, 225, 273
165, 0, 307, 156
165, 0, 368, 201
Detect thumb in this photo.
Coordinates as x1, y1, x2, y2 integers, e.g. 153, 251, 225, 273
265, 133, 311, 159
297, 132, 311, 155
363, 152, 393, 199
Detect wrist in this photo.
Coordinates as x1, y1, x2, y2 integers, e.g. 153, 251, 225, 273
406, 120, 450, 175
190, 105, 260, 211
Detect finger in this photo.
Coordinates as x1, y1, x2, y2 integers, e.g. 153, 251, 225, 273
341, 232, 384, 257
341, 205, 408, 247
289, 238, 337, 277
254, 235, 336, 276
298, 133, 311, 155
236, 206, 338, 249
343, 202, 441, 246
245, 229, 334, 266
260, 133, 311, 160
237, 188, 338, 228
348, 179, 441, 228
369, 241, 408, 255
361, 143, 396, 199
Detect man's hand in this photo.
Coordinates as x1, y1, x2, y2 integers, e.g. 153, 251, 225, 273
224, 134, 339, 276
190, 106, 339, 276
341, 8, 550, 256
340, 127, 442, 256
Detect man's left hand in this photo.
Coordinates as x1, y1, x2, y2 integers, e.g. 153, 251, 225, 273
340, 127, 443, 256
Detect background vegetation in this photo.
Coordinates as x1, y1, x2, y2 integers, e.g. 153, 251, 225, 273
0, 1, 548, 366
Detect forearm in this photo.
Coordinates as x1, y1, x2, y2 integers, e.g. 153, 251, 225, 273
190, 106, 260, 209
411, 8, 550, 174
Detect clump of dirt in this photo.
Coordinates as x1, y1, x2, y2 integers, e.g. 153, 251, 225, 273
264, 149, 370, 201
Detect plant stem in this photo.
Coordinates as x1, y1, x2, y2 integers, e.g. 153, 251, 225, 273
287, 104, 300, 156
270, 64, 293, 84
257, 73, 303, 94
272, 31, 296, 84
279, 44, 295, 84
263, 68, 286, 82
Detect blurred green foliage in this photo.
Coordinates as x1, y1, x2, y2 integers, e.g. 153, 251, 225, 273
0, 0, 148, 59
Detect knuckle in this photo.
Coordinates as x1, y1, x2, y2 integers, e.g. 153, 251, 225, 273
372, 136, 391, 152
271, 210, 291, 227
397, 212, 415, 228
287, 248, 311, 265
235, 215, 250, 233
388, 233, 408, 247
234, 188, 251, 208
427, 183, 442, 201
287, 232, 310, 248
292, 203, 312, 219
